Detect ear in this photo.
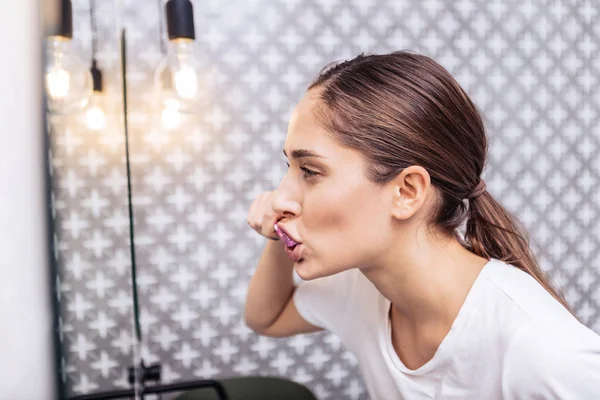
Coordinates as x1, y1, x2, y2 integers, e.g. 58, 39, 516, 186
389, 165, 431, 220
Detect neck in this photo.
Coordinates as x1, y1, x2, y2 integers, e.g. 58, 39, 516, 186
360, 227, 488, 329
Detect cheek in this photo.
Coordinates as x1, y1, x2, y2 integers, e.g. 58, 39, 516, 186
301, 183, 390, 265
302, 185, 355, 232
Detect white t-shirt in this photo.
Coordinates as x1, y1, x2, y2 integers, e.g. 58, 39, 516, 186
293, 258, 600, 399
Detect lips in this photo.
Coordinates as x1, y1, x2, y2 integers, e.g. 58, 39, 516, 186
273, 223, 299, 248
274, 223, 304, 262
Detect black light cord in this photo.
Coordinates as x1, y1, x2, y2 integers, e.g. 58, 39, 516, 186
89, 0, 98, 61
157, 0, 167, 54
120, 30, 142, 346
89, 0, 102, 92
121, 29, 164, 400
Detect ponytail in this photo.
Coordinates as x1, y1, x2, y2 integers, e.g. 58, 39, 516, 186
466, 191, 573, 313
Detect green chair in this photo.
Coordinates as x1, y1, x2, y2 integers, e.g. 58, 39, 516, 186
173, 376, 318, 400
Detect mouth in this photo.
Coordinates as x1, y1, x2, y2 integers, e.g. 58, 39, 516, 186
273, 223, 305, 263
273, 223, 300, 249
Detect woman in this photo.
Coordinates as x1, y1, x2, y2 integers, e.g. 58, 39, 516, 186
244, 51, 600, 399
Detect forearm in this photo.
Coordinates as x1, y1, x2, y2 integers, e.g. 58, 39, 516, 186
244, 239, 296, 331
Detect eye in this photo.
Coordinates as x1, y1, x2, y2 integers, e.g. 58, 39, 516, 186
300, 166, 318, 179
285, 161, 318, 179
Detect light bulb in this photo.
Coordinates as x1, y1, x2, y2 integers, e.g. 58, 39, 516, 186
174, 65, 197, 99
86, 104, 106, 130
155, 39, 215, 113
161, 98, 181, 130
44, 36, 92, 113
83, 89, 108, 131
171, 40, 198, 100
46, 68, 70, 100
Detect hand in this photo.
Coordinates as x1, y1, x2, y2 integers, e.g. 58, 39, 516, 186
247, 191, 280, 240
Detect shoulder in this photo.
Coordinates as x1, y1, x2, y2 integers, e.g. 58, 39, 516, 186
502, 317, 600, 398
482, 259, 573, 321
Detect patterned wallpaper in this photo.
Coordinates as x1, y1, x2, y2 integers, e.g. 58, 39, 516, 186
49, 0, 599, 399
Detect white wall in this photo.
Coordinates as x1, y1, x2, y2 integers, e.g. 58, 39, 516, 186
0, 0, 57, 398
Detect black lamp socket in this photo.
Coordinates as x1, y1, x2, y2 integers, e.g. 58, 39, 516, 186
165, 0, 196, 41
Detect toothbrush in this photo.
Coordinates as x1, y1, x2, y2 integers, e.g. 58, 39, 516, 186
273, 223, 298, 248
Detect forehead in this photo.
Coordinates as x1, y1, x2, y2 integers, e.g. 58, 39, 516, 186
284, 90, 337, 154
284, 90, 369, 176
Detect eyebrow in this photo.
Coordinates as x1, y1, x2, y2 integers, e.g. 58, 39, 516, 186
283, 149, 325, 159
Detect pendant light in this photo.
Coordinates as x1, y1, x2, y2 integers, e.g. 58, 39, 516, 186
84, 0, 106, 131
45, 0, 92, 114
165, 0, 198, 100
155, 0, 214, 129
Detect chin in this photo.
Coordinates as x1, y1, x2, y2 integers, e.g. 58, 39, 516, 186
294, 258, 348, 281
294, 258, 329, 281
293, 259, 316, 281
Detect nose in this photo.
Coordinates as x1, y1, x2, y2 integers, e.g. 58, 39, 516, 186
271, 180, 302, 219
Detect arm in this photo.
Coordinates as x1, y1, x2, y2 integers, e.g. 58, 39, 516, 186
244, 239, 322, 337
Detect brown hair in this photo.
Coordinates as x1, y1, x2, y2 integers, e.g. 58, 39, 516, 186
308, 51, 571, 312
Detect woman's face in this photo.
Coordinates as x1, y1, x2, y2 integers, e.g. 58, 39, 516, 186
273, 89, 396, 280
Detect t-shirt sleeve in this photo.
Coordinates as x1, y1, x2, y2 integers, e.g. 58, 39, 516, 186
293, 269, 358, 333
502, 318, 600, 399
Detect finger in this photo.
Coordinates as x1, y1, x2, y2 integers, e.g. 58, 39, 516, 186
247, 192, 267, 228
246, 197, 258, 224
261, 210, 280, 239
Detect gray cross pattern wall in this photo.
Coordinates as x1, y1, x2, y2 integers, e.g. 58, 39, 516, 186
49, 0, 599, 399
